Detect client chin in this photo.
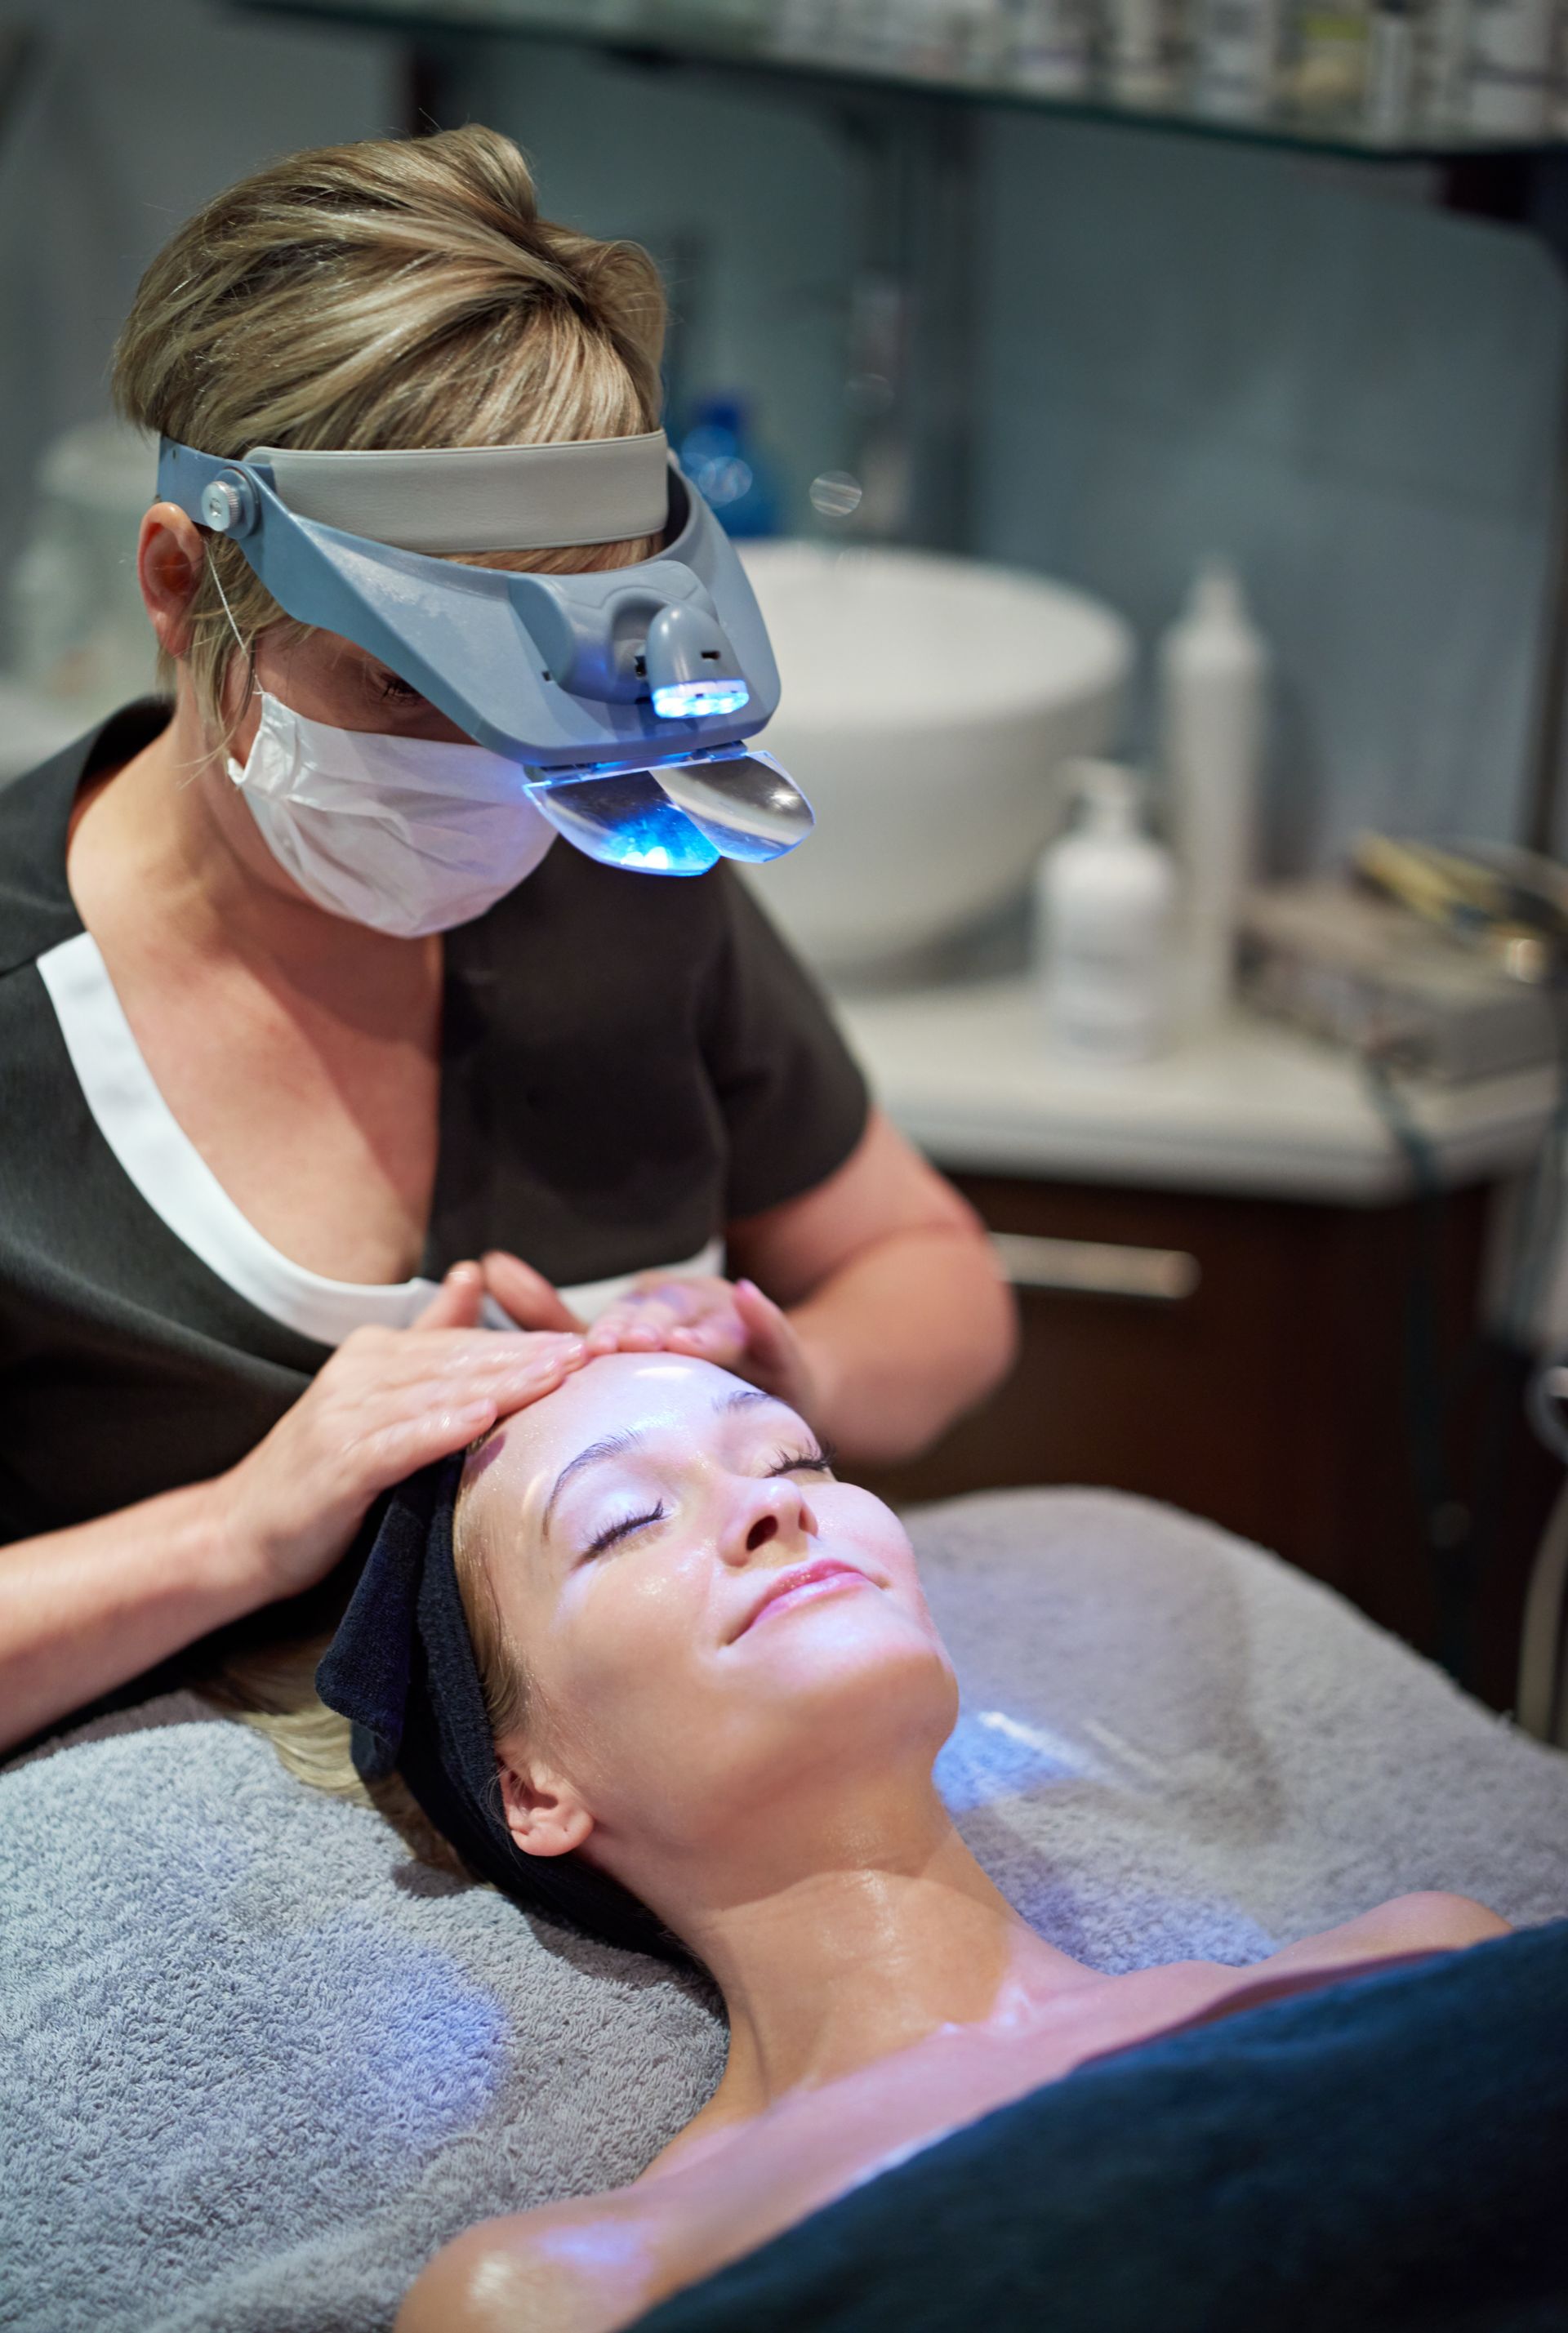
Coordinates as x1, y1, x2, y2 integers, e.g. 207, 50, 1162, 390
308, 1351, 1508, 2333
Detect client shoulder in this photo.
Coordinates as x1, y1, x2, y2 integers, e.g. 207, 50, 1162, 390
399, 2197, 666, 2333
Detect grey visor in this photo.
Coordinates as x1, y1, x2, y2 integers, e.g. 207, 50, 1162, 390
155, 433, 812, 876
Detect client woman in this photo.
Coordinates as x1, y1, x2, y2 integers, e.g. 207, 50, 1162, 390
305, 1351, 1508, 2333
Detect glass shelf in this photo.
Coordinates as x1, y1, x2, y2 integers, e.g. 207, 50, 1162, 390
245, 0, 1568, 165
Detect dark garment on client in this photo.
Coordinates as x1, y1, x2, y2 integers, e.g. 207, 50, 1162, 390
0, 701, 866, 1545
632, 1919, 1568, 2333
317, 1454, 676, 1957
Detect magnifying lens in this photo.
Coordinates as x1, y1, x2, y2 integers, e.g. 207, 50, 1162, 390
157, 430, 812, 878
526, 745, 813, 876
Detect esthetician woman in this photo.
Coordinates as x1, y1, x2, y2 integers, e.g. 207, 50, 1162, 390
0, 128, 1014, 1756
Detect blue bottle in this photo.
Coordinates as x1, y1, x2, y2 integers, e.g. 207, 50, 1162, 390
676, 395, 781, 540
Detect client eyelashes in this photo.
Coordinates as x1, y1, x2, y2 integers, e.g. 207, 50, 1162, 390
767, 1445, 835, 1479
586, 1503, 667, 1558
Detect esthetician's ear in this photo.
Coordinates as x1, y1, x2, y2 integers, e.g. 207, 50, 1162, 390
136, 504, 207, 657
497, 1752, 595, 1861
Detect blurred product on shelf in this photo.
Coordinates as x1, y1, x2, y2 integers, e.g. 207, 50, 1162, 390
1193, 0, 1287, 113
1463, 0, 1556, 133
1036, 759, 1177, 1063
1421, 0, 1471, 120
1160, 558, 1268, 1031
1352, 833, 1568, 980
1010, 0, 1097, 91
1365, 0, 1418, 135
760, 0, 1568, 139
1106, 0, 1190, 100
1287, 0, 1372, 113
1241, 870, 1560, 1080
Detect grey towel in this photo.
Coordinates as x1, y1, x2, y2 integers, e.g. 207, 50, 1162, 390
4, 1489, 1566, 2333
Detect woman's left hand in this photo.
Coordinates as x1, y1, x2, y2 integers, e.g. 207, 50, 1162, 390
479, 1249, 823, 1424
582, 1273, 824, 1425
483, 1107, 1015, 1467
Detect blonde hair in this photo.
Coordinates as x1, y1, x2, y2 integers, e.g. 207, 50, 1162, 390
452, 1451, 531, 1743
112, 125, 666, 737
225, 1450, 526, 1881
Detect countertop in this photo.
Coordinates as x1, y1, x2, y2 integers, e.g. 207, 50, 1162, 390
836, 978, 1558, 1203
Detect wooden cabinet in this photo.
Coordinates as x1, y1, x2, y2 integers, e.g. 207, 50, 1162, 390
862, 1173, 1559, 1712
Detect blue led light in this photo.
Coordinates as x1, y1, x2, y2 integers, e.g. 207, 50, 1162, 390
651, 679, 751, 720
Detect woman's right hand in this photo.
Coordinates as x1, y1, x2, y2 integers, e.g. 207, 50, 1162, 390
215, 1263, 585, 1601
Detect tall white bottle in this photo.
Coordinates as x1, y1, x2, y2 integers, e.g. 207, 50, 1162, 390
1036, 761, 1176, 1064
1159, 559, 1268, 1031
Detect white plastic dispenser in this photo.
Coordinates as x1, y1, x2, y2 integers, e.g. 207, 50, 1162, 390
1036, 760, 1175, 1064
1159, 559, 1268, 1030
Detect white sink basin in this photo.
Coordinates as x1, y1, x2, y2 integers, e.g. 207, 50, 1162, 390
738, 542, 1132, 977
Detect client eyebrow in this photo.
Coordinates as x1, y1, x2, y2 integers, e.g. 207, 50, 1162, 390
542, 1431, 644, 1534
718, 1386, 776, 1414
541, 1388, 792, 1534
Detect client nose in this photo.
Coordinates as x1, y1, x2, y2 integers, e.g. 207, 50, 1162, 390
728, 1481, 818, 1565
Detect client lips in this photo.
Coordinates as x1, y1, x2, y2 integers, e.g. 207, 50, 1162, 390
734, 1559, 870, 1641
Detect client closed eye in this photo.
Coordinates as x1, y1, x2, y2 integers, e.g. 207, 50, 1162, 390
582, 1448, 835, 1560
586, 1503, 668, 1558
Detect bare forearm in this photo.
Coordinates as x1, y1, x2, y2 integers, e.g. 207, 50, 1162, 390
0, 1482, 261, 1754
0, 1296, 597, 1760
790, 1223, 1017, 1465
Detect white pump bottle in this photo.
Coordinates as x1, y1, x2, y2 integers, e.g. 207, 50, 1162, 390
1036, 760, 1175, 1064
1159, 559, 1268, 1030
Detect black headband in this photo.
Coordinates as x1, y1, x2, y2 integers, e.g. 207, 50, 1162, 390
316, 1458, 681, 1961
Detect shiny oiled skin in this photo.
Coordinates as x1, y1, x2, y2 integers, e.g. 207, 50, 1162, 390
398, 1891, 1507, 2333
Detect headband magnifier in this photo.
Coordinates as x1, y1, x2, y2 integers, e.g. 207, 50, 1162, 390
156, 430, 811, 877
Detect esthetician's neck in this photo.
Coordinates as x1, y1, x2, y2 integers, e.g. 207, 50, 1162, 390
70, 688, 436, 999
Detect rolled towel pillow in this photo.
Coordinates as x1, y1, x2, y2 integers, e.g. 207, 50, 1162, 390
317, 1459, 684, 1961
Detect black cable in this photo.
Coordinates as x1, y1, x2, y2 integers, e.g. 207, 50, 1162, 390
1527, 1344, 1568, 1467
1365, 968, 1568, 1690
1362, 1050, 1473, 1681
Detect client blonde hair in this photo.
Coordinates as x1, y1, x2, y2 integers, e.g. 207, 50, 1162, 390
224, 1460, 524, 1879
112, 124, 666, 737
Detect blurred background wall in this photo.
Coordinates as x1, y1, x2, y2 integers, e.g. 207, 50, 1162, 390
0, 6, 1561, 868
0, 0, 400, 602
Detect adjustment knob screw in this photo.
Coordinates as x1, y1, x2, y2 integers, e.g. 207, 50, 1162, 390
198, 473, 257, 535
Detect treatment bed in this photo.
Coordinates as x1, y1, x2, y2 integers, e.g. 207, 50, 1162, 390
4, 1489, 1566, 2332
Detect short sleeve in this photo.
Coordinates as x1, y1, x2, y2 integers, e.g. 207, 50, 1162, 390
702, 872, 870, 1221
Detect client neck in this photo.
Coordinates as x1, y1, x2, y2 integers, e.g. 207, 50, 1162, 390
636, 1765, 1094, 2116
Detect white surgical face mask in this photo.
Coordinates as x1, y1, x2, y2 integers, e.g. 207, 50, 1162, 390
225, 689, 557, 938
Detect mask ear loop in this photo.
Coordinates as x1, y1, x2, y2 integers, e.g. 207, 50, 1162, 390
206, 548, 258, 698
202, 544, 267, 787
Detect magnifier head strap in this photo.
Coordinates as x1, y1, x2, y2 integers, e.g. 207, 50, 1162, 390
157, 432, 808, 877
241, 431, 670, 554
